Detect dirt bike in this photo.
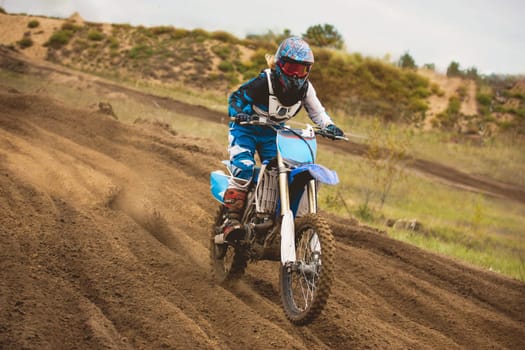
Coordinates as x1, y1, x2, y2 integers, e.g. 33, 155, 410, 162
209, 116, 347, 325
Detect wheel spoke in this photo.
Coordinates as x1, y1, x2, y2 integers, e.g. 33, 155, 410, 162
280, 214, 335, 324
290, 227, 321, 311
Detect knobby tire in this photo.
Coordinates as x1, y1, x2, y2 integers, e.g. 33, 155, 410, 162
210, 206, 247, 284
280, 213, 335, 325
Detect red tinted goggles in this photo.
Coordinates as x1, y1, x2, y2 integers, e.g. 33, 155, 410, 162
278, 60, 311, 78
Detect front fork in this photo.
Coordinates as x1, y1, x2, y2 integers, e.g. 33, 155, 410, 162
277, 152, 290, 216
278, 153, 317, 265
277, 153, 317, 215
307, 179, 317, 214
277, 156, 317, 215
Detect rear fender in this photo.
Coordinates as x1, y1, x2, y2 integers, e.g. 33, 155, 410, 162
209, 164, 261, 204
210, 170, 229, 204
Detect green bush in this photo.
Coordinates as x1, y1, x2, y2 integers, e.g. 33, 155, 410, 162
476, 93, 492, 106
218, 61, 234, 72
128, 44, 154, 59
211, 31, 238, 44
408, 97, 428, 113
18, 37, 33, 49
0, 7, 6, 14
435, 96, 462, 129
61, 21, 82, 32
211, 44, 232, 60
448, 96, 461, 114
431, 83, 444, 96
107, 36, 119, 49
307, 50, 431, 121
28, 20, 40, 28
172, 28, 189, 39
414, 86, 431, 98
45, 30, 74, 49
150, 26, 174, 36
190, 28, 210, 42
87, 29, 104, 41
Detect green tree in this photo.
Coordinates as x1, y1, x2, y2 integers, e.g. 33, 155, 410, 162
302, 24, 344, 49
398, 51, 417, 69
465, 66, 478, 80
447, 61, 461, 77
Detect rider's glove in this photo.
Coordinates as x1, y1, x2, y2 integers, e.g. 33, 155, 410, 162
234, 113, 251, 124
326, 124, 344, 137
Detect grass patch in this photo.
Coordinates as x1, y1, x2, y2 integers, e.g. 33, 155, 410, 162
389, 228, 525, 281
324, 112, 525, 188
316, 146, 525, 281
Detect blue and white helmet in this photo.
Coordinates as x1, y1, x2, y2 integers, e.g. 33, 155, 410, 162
274, 37, 314, 92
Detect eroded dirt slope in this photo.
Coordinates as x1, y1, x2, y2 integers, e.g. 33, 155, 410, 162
1, 85, 524, 350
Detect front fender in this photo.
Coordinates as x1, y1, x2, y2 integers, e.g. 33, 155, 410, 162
290, 164, 339, 185
288, 164, 339, 217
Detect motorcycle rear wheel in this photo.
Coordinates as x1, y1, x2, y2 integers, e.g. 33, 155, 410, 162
210, 206, 248, 284
280, 214, 335, 325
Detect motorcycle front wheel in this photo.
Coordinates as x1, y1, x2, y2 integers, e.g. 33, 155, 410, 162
280, 213, 335, 325
210, 206, 247, 284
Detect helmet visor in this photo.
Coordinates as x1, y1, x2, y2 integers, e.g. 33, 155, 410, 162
278, 60, 311, 78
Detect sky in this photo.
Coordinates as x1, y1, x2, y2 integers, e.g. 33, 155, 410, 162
2, 0, 524, 75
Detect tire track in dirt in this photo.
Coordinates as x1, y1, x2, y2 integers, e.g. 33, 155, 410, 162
1, 66, 524, 348
0, 89, 330, 349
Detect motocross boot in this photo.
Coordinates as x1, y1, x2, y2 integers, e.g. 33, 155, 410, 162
222, 188, 246, 242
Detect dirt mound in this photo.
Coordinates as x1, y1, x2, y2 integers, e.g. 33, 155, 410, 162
0, 12, 64, 61
0, 84, 524, 349
418, 69, 478, 130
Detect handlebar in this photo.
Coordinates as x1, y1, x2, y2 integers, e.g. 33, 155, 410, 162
230, 115, 348, 141
314, 129, 349, 141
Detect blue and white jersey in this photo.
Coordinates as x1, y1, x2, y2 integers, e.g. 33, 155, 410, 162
228, 69, 333, 128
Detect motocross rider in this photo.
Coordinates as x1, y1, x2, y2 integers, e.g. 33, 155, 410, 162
222, 36, 344, 241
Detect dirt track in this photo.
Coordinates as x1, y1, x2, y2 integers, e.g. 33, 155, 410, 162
1, 78, 525, 349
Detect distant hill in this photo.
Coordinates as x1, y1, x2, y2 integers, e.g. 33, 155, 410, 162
1, 10, 523, 136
